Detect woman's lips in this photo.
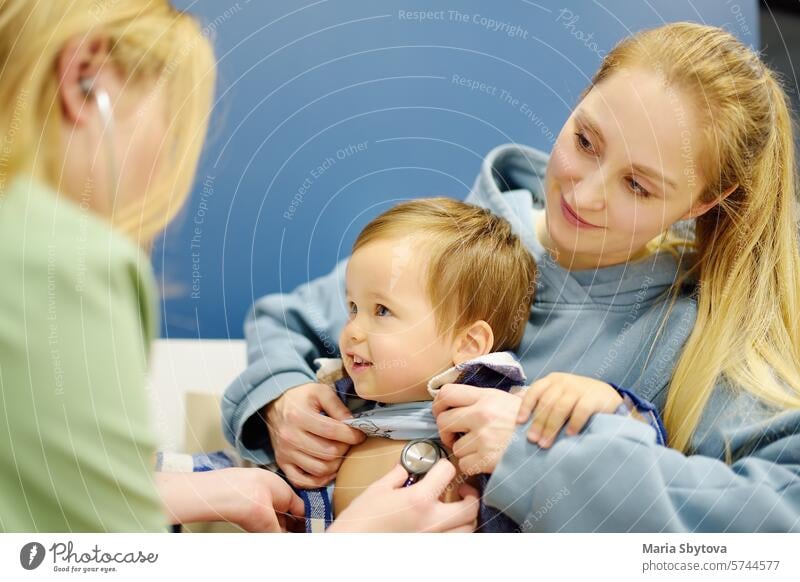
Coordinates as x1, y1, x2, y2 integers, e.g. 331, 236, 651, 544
560, 196, 601, 229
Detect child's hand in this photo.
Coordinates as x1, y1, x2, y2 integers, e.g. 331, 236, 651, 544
515, 373, 622, 448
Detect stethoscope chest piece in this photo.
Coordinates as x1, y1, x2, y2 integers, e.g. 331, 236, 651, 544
400, 438, 443, 487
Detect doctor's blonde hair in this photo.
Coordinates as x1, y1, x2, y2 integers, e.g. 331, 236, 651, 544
591, 23, 800, 452
0, 0, 215, 242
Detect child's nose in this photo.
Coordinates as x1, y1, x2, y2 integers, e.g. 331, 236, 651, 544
345, 320, 366, 343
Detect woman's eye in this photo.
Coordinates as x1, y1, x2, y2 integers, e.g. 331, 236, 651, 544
375, 304, 391, 317
574, 131, 595, 154
626, 177, 651, 198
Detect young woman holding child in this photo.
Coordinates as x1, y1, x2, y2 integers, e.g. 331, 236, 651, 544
225, 23, 800, 531
297, 197, 660, 532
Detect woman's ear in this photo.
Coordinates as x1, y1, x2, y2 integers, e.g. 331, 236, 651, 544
451, 321, 494, 365
56, 35, 110, 124
680, 182, 739, 220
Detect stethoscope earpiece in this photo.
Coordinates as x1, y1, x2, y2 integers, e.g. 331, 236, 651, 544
79, 76, 94, 95
77, 76, 119, 205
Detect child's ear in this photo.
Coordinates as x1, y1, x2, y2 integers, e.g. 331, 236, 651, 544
451, 321, 494, 365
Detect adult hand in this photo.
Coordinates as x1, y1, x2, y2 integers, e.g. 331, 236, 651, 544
228, 468, 307, 532
157, 468, 305, 532
516, 372, 622, 448
432, 384, 522, 476
328, 460, 479, 532
265, 382, 366, 488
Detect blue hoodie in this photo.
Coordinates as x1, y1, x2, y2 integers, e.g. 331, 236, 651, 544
222, 144, 800, 532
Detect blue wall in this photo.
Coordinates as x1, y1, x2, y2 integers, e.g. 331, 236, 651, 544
156, 0, 759, 339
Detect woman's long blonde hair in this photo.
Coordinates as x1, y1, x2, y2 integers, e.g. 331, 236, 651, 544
589, 23, 800, 452
0, 0, 215, 242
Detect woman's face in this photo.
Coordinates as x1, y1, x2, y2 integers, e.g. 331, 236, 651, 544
544, 67, 708, 268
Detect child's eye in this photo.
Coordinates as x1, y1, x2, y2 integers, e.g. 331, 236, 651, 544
574, 130, 595, 155
626, 177, 651, 199
375, 304, 391, 317
348, 302, 357, 318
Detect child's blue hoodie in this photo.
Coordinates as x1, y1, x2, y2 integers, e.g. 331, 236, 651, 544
223, 144, 800, 532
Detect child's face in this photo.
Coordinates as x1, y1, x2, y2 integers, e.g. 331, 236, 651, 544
339, 236, 455, 403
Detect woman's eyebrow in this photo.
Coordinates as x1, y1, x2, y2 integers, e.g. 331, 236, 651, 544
631, 163, 678, 192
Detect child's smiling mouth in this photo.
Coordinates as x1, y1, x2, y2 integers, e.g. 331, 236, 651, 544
346, 352, 374, 373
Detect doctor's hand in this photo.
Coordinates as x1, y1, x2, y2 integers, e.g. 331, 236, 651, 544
157, 468, 305, 532
265, 382, 366, 488
327, 460, 479, 533
432, 384, 522, 476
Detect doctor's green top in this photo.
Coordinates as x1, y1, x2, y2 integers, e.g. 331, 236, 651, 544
0, 176, 164, 532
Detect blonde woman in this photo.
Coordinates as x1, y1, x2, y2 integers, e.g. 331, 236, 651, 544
226, 23, 800, 531
0, 0, 477, 533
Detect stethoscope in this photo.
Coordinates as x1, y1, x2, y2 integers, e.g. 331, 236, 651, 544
400, 438, 445, 487
79, 76, 119, 206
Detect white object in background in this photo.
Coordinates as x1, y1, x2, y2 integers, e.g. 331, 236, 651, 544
145, 339, 246, 452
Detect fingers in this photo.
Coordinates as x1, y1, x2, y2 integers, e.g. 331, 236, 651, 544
411, 459, 456, 500
258, 511, 282, 533
451, 431, 479, 459
426, 488, 480, 532
291, 429, 350, 462
517, 378, 550, 423
272, 392, 358, 483
315, 384, 355, 421
373, 463, 411, 489
526, 386, 562, 445
291, 450, 340, 478
458, 483, 480, 499
438, 426, 461, 450
288, 492, 306, 518
282, 463, 334, 489
269, 383, 363, 485
436, 408, 471, 433
272, 486, 306, 531
266, 474, 307, 520
436, 408, 471, 448
565, 401, 595, 436
276, 440, 340, 485
303, 412, 365, 445
457, 453, 485, 476
431, 384, 481, 417
537, 392, 578, 448
264, 471, 305, 517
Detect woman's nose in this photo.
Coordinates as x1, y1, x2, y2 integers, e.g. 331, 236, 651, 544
571, 170, 606, 212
